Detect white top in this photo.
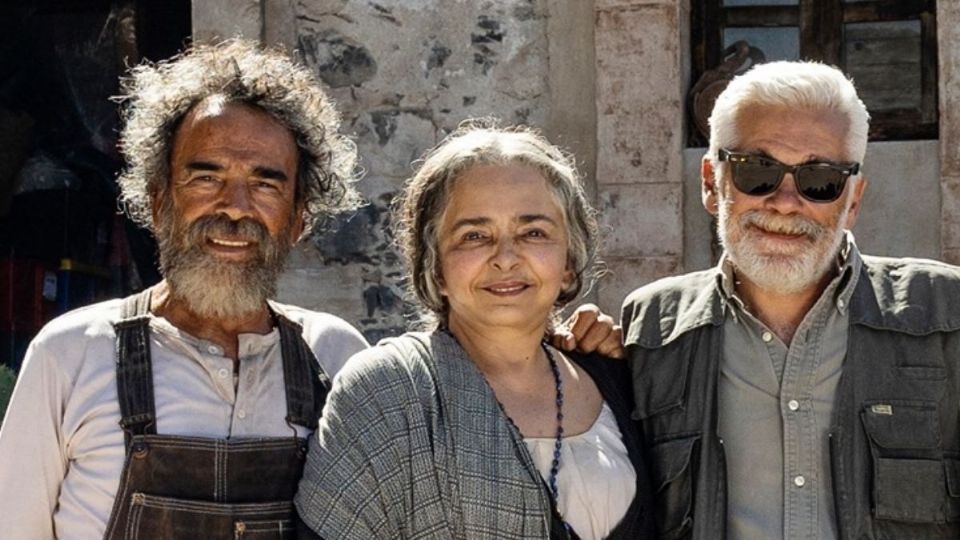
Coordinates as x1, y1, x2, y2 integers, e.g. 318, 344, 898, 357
0, 298, 368, 540
525, 402, 637, 540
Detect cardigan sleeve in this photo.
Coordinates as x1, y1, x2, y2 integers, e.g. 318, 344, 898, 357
294, 343, 452, 539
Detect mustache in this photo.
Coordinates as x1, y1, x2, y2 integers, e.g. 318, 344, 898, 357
740, 210, 824, 239
181, 214, 270, 248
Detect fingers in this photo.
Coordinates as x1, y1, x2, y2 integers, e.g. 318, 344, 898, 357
566, 304, 601, 342
594, 325, 625, 359
549, 330, 577, 352
559, 304, 625, 358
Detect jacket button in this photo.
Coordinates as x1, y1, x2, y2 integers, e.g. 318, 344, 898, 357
794, 475, 806, 487
787, 399, 800, 411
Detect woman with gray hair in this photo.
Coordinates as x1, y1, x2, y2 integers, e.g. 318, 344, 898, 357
295, 122, 653, 539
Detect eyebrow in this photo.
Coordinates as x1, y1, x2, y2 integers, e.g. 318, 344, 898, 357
185, 160, 223, 173
449, 214, 559, 232
252, 166, 290, 182
184, 161, 290, 182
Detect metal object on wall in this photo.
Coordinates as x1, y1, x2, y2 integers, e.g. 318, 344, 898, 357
688, 40, 765, 140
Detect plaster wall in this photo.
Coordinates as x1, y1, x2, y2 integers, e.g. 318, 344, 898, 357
193, 0, 596, 342
192, 0, 958, 334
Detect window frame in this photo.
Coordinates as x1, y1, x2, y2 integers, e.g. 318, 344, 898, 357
689, 0, 938, 145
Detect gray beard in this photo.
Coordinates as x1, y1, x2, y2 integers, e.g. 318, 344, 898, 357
156, 211, 292, 320
718, 198, 849, 295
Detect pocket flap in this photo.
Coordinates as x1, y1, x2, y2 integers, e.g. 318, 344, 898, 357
874, 458, 946, 522
651, 434, 700, 492
861, 400, 940, 450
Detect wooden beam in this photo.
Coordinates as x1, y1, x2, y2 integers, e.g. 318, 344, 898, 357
722, 6, 798, 28
919, 10, 938, 125
800, 0, 841, 64
843, 0, 932, 24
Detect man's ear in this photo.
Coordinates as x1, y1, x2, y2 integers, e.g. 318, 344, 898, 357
843, 176, 868, 229
702, 156, 720, 216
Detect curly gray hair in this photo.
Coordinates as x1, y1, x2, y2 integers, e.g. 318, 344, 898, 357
115, 38, 362, 236
395, 120, 600, 325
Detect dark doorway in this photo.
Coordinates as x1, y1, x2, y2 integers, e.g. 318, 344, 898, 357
0, 0, 191, 370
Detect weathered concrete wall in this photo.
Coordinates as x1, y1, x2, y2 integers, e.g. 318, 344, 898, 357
940, 2, 960, 265
193, 0, 957, 333
289, 0, 555, 342
592, 0, 689, 316
193, 0, 596, 342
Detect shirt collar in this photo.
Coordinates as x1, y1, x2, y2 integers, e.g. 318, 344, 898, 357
149, 316, 280, 358
715, 230, 862, 316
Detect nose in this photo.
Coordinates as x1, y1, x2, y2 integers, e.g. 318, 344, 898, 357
764, 171, 805, 211
491, 237, 520, 271
217, 179, 255, 221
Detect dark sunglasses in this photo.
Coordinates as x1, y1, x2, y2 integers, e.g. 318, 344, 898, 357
718, 148, 860, 203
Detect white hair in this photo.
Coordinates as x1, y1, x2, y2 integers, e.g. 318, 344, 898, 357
708, 61, 870, 165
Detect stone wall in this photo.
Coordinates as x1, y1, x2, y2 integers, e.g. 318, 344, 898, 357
940, 2, 960, 265
592, 0, 689, 315
192, 0, 596, 342
192, 0, 960, 333
290, 0, 557, 342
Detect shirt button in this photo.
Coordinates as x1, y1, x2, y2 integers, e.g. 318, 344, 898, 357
237, 409, 247, 419
794, 475, 806, 487
837, 299, 846, 310
217, 368, 229, 379
788, 399, 800, 411
761, 331, 773, 343
207, 345, 220, 355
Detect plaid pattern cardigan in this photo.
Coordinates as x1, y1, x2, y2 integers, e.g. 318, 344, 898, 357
295, 331, 571, 539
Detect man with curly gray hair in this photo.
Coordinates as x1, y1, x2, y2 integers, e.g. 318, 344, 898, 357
0, 39, 369, 539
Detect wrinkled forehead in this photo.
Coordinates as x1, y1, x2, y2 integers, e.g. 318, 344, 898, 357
731, 104, 852, 162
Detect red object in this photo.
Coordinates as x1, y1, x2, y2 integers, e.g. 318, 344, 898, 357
0, 257, 53, 334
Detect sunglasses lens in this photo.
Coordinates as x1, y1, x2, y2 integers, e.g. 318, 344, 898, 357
797, 167, 845, 202
732, 160, 781, 196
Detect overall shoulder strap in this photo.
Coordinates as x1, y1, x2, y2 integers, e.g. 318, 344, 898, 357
273, 311, 331, 430
112, 289, 157, 447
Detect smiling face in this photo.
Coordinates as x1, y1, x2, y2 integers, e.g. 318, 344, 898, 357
154, 98, 302, 318
438, 163, 572, 336
702, 105, 867, 294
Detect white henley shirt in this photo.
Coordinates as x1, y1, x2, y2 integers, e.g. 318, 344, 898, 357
0, 298, 368, 540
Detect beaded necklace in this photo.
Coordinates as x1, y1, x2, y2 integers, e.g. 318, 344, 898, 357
543, 345, 565, 501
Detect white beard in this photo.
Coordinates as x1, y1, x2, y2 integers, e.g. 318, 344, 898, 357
718, 194, 850, 294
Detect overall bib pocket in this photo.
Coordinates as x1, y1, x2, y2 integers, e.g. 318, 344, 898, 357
126, 492, 294, 540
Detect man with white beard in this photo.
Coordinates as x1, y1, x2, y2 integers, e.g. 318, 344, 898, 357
0, 40, 370, 539
621, 61, 960, 539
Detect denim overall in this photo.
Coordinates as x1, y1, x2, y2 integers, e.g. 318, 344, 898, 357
102, 291, 330, 539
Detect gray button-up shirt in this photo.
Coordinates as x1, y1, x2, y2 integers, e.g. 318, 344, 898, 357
717, 237, 861, 540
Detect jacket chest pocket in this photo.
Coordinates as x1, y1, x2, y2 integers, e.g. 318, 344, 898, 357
860, 400, 960, 524
648, 433, 700, 539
